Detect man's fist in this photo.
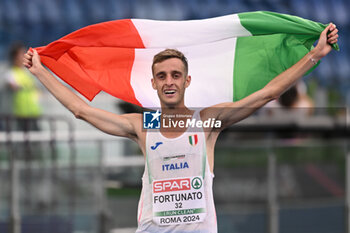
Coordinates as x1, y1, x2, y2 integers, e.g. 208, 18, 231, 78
313, 23, 339, 59
23, 49, 44, 75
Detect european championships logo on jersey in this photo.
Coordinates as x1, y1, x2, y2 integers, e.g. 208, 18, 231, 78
143, 110, 161, 129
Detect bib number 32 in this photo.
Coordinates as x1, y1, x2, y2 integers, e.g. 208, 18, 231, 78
152, 176, 207, 226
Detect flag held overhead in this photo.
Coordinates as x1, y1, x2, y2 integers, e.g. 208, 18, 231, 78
36, 11, 338, 107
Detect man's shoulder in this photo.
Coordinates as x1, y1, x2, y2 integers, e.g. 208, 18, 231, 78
199, 106, 220, 120
122, 113, 147, 143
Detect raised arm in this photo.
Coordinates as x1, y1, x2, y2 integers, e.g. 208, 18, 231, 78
23, 49, 139, 140
203, 23, 338, 129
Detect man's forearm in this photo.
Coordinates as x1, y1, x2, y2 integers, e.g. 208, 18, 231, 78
34, 67, 88, 116
263, 49, 322, 99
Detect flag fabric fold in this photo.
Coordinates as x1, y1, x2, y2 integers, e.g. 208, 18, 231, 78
36, 11, 338, 107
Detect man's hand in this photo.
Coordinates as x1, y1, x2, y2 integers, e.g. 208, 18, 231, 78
313, 23, 339, 59
23, 49, 44, 76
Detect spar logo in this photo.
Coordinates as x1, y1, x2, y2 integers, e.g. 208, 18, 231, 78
153, 178, 191, 193
191, 177, 202, 189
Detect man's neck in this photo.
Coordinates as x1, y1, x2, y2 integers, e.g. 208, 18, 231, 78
159, 105, 195, 138
160, 100, 188, 113
160, 106, 192, 116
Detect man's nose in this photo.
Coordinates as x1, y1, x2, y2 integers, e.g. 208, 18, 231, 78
165, 75, 174, 85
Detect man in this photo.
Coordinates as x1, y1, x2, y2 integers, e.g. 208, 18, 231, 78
7, 42, 42, 131
23, 23, 338, 232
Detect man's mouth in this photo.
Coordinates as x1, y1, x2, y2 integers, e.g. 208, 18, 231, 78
164, 90, 176, 95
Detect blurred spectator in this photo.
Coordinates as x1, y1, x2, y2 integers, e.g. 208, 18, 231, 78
0, 63, 13, 131
278, 82, 314, 110
263, 81, 314, 118
6, 42, 42, 131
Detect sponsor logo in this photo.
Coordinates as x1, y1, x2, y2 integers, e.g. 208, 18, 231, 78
151, 142, 163, 150
153, 178, 191, 193
143, 110, 161, 129
191, 177, 202, 189
162, 162, 189, 171
188, 134, 198, 146
163, 154, 185, 161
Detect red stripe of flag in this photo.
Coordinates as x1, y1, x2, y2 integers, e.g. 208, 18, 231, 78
36, 19, 145, 104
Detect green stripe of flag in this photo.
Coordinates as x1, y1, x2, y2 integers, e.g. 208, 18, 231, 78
189, 136, 193, 145
233, 11, 339, 101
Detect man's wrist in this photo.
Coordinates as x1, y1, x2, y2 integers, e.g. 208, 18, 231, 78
33, 65, 46, 77
309, 49, 323, 62
308, 55, 318, 65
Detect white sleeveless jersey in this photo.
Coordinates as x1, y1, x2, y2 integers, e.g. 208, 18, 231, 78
136, 111, 217, 233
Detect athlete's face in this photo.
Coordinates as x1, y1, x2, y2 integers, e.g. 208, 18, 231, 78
152, 58, 191, 107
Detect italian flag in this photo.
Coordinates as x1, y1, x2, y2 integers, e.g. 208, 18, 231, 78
36, 11, 338, 108
189, 134, 198, 146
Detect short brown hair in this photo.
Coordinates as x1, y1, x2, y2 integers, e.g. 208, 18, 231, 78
152, 49, 188, 76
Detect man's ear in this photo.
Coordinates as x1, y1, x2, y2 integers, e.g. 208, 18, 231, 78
185, 75, 191, 88
151, 78, 157, 90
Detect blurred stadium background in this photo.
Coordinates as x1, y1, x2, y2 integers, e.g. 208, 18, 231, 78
0, 0, 349, 233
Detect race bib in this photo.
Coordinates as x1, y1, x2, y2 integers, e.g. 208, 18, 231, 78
152, 176, 207, 226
